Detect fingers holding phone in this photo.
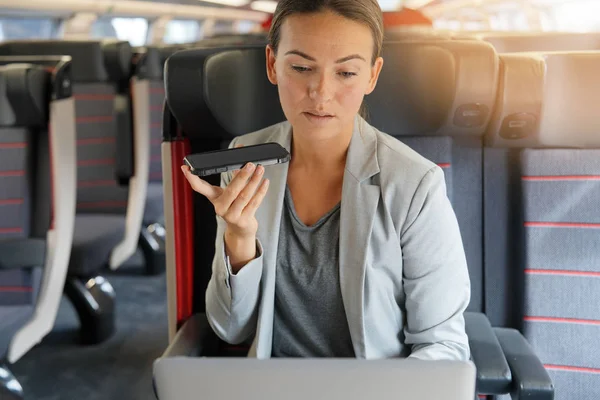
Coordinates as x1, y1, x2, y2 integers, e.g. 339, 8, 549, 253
180, 165, 225, 202
181, 162, 269, 238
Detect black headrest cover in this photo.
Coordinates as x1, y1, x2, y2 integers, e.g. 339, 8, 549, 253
0, 40, 132, 83
101, 40, 133, 81
204, 49, 284, 136
0, 64, 49, 127
166, 40, 497, 140
133, 46, 163, 80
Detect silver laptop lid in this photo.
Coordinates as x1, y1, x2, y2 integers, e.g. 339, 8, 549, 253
154, 357, 476, 400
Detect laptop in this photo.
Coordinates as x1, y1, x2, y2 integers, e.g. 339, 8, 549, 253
153, 357, 476, 400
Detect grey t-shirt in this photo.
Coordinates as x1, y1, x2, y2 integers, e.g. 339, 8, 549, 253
271, 186, 355, 358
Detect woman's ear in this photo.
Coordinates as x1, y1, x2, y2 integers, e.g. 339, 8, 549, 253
365, 56, 384, 95
266, 45, 278, 85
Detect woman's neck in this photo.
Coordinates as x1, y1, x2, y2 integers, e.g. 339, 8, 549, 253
289, 127, 353, 175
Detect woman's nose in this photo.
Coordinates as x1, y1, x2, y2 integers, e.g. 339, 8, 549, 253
309, 74, 333, 102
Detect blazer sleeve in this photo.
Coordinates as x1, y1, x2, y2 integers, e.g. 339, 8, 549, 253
400, 166, 471, 361
205, 137, 264, 345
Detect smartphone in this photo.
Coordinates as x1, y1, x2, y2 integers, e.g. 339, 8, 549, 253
183, 142, 291, 177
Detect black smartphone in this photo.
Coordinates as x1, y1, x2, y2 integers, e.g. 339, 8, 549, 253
183, 142, 291, 177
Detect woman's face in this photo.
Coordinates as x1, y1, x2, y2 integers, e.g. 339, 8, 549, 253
266, 11, 384, 140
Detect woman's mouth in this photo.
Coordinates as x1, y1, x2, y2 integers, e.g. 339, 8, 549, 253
303, 111, 334, 123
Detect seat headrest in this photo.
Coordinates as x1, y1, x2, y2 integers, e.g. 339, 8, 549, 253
166, 40, 498, 140
132, 46, 164, 80
367, 40, 499, 136
0, 40, 132, 82
0, 64, 49, 128
481, 32, 600, 53
487, 51, 600, 148
100, 40, 133, 81
384, 29, 453, 41
165, 44, 283, 140
197, 33, 268, 47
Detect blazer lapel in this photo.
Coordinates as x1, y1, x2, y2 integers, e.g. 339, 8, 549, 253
339, 117, 381, 358
253, 122, 292, 358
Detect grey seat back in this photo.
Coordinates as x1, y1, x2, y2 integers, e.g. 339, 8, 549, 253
485, 50, 600, 400
0, 63, 52, 355
0, 40, 133, 215
366, 40, 499, 313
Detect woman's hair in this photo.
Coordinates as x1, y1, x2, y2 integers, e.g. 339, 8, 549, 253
268, 0, 384, 63
268, 0, 384, 121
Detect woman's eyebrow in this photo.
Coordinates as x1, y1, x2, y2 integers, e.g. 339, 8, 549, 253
335, 54, 366, 63
284, 50, 366, 64
285, 50, 315, 61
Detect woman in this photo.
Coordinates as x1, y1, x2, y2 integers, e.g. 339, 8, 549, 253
181, 0, 471, 361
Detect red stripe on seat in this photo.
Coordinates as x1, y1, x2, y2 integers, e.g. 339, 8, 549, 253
526, 269, 600, 278
77, 158, 115, 167
525, 316, 600, 326
77, 137, 116, 146
77, 201, 127, 208
151, 138, 162, 145
0, 170, 25, 177
150, 88, 165, 94
150, 105, 163, 112
0, 286, 32, 292
76, 116, 114, 124
523, 175, 600, 181
545, 365, 600, 374
0, 199, 24, 206
151, 122, 162, 129
78, 180, 116, 188
150, 172, 163, 179
437, 163, 451, 168
0, 227, 23, 233
525, 222, 600, 229
0, 142, 26, 149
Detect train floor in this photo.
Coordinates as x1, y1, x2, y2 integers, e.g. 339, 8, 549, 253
12, 251, 168, 400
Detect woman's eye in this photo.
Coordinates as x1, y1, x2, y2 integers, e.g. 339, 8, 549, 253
292, 65, 310, 73
339, 71, 357, 78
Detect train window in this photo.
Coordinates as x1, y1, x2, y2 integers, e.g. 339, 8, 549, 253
91, 17, 149, 46
0, 17, 57, 40
551, 0, 600, 31
163, 20, 201, 44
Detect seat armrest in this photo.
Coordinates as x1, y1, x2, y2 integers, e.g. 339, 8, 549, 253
161, 313, 219, 358
465, 312, 512, 394
493, 327, 554, 400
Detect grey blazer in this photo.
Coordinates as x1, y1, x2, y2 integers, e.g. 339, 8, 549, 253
205, 116, 471, 360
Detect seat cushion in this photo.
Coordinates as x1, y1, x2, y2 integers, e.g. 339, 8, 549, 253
0, 304, 35, 357
0, 238, 46, 270
143, 183, 164, 225
69, 214, 125, 277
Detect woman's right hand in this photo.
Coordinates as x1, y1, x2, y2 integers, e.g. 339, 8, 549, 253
181, 161, 269, 272
180, 162, 270, 240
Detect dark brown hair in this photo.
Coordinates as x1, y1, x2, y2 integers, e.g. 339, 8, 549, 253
268, 0, 384, 64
